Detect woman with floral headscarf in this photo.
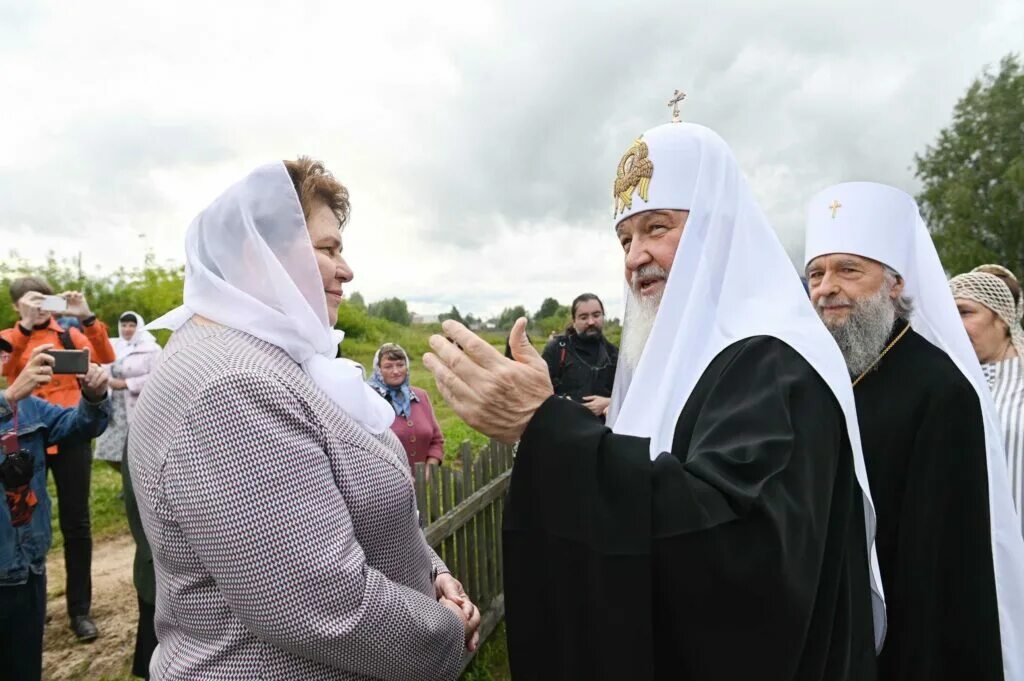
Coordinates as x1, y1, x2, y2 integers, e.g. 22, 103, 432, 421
951, 268, 1024, 538
368, 343, 444, 468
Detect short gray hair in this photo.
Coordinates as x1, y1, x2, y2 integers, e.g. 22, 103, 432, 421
883, 266, 914, 320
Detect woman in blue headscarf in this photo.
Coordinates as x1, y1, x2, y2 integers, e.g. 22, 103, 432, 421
368, 343, 444, 468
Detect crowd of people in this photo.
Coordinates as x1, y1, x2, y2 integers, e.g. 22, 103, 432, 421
0, 110, 1023, 681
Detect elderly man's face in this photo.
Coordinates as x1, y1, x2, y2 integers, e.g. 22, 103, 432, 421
616, 209, 689, 302
806, 253, 903, 327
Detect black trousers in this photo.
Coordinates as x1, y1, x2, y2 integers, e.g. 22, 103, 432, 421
132, 598, 157, 679
46, 438, 93, 618
0, 571, 46, 681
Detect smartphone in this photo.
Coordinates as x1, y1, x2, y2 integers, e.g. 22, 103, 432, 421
49, 349, 90, 375
39, 295, 68, 313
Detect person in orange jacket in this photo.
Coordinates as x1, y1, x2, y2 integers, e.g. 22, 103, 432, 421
1, 276, 116, 642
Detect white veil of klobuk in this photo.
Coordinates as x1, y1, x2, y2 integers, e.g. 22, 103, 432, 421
147, 162, 394, 435
604, 122, 886, 650
805, 182, 1024, 679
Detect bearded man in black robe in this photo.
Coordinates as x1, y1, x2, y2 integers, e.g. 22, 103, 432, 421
804, 182, 1024, 681
424, 119, 885, 680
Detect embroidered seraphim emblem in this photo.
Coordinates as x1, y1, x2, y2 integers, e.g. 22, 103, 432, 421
613, 138, 654, 218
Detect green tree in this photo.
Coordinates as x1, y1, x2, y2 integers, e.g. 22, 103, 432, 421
347, 291, 366, 310
496, 305, 529, 330
367, 297, 412, 325
916, 54, 1024, 275
439, 305, 466, 324
536, 297, 561, 319
0, 251, 184, 339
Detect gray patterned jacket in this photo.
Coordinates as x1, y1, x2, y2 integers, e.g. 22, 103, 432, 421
128, 320, 465, 680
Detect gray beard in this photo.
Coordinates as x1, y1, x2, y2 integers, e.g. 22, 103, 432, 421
620, 286, 662, 373
819, 285, 897, 378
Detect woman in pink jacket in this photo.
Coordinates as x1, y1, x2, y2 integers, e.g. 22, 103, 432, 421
94, 311, 162, 471
368, 343, 445, 468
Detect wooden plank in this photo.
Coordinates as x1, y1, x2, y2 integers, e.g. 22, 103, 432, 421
428, 463, 441, 524
483, 446, 498, 607
454, 472, 469, 594
461, 442, 479, 603
413, 462, 427, 529
440, 466, 454, 569
423, 469, 512, 545
489, 450, 501, 599
474, 452, 492, 605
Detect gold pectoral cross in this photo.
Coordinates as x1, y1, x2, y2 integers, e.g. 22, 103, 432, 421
829, 200, 842, 219
668, 89, 686, 123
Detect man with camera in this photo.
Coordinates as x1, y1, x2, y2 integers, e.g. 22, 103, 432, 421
0, 339, 109, 680
0, 277, 116, 642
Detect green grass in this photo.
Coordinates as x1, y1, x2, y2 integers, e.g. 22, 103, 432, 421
48, 459, 128, 552
462, 622, 512, 681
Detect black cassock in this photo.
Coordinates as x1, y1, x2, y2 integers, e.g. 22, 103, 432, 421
503, 336, 877, 681
854, 319, 1003, 681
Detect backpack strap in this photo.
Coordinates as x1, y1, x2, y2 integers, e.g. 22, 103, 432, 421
59, 327, 76, 350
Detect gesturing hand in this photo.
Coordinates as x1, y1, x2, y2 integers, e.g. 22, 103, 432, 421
423, 318, 552, 444
3, 345, 55, 403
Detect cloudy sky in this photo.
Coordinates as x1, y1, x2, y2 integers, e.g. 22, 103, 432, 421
1, 0, 1021, 319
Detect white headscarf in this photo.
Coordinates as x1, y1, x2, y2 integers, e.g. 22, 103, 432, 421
112, 310, 159, 359
805, 182, 1024, 680
605, 122, 886, 650
148, 162, 394, 435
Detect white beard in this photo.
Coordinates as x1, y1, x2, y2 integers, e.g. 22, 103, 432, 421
818, 283, 897, 377
620, 286, 662, 373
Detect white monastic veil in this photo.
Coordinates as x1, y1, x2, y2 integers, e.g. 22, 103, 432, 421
605, 123, 886, 650
805, 182, 1024, 679
147, 162, 394, 435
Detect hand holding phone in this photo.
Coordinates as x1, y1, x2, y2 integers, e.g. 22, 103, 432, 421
49, 349, 90, 375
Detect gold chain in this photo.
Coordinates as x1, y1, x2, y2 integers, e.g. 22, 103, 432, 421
852, 324, 912, 388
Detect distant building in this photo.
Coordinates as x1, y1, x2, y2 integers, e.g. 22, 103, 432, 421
411, 313, 440, 325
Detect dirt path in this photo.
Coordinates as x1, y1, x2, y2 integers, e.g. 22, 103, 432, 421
43, 534, 137, 680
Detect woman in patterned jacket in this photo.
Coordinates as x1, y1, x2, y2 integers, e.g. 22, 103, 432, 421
951, 268, 1024, 539
128, 158, 480, 680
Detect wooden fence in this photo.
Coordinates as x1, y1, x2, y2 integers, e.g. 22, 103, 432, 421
413, 440, 515, 672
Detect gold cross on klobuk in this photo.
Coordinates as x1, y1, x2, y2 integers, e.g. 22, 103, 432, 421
668, 90, 686, 123
829, 200, 842, 219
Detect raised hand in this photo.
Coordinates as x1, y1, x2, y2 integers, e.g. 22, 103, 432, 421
3, 345, 56, 403
61, 291, 93, 320
423, 318, 552, 443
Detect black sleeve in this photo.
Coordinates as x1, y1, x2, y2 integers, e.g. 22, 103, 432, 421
877, 381, 1003, 681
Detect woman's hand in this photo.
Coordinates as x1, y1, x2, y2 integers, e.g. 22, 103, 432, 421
3, 344, 55, 403
440, 596, 481, 652
436, 573, 481, 651
109, 378, 128, 390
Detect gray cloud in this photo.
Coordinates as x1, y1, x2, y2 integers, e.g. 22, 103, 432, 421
0, 116, 235, 238
394, 0, 1020, 262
